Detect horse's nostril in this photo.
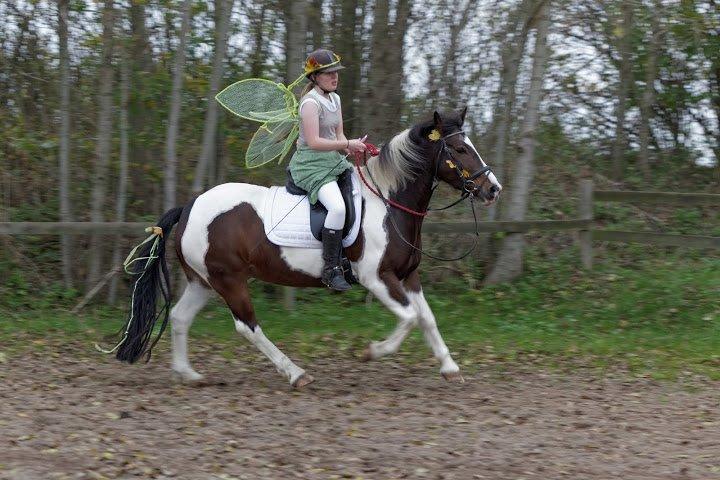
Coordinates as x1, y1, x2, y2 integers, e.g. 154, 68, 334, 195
489, 186, 498, 194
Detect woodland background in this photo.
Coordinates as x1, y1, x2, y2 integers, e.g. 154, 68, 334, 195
1, 0, 719, 302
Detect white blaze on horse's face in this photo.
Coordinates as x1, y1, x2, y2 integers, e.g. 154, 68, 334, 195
463, 135, 502, 203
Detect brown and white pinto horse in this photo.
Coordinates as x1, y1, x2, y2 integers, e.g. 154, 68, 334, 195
114, 108, 501, 388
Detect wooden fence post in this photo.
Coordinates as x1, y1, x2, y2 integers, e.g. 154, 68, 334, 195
578, 178, 594, 269
283, 286, 296, 310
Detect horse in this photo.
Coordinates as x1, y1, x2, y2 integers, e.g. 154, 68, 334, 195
112, 107, 502, 388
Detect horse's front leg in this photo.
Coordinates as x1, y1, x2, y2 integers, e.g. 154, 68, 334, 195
407, 282, 463, 382
362, 272, 418, 361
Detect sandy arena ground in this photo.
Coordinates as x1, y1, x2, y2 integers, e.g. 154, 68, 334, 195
1, 342, 719, 479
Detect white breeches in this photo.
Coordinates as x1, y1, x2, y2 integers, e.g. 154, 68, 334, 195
317, 181, 346, 230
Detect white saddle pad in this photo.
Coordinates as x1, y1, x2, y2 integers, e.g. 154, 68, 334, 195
263, 170, 362, 249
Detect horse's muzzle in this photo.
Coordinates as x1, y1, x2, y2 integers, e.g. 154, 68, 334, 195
472, 184, 500, 205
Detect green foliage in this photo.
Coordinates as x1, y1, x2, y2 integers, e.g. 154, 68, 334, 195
2, 255, 718, 379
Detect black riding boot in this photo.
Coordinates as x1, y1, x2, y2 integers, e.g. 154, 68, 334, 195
321, 227, 352, 292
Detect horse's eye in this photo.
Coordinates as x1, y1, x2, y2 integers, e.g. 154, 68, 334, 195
455, 146, 467, 154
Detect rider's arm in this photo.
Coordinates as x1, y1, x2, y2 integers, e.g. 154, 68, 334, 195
300, 101, 347, 151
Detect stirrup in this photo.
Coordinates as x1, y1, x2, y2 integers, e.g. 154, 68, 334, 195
322, 266, 351, 292
341, 257, 358, 284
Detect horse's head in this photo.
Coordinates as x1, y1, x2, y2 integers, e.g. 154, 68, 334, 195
420, 108, 502, 205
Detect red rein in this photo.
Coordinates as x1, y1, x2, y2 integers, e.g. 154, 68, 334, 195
353, 142, 428, 217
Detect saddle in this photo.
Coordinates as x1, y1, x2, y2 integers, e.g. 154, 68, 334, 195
285, 168, 357, 242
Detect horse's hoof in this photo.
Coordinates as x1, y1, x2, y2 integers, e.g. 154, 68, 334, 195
292, 373, 315, 389
442, 371, 465, 383
172, 370, 204, 384
360, 346, 374, 362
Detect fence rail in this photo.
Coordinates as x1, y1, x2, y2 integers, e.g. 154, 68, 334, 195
593, 231, 720, 249
2, 182, 718, 262
0, 222, 148, 235
3, 181, 718, 309
594, 190, 720, 206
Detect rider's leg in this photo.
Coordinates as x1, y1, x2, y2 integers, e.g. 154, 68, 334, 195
317, 181, 351, 291
317, 181, 346, 230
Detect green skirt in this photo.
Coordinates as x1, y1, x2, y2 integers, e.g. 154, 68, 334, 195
288, 146, 352, 204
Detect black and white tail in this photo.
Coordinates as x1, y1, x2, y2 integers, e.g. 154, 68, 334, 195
115, 207, 184, 364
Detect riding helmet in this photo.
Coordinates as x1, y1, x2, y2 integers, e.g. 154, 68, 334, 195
304, 49, 345, 78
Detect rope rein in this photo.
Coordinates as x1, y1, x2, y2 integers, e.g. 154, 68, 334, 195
353, 143, 429, 217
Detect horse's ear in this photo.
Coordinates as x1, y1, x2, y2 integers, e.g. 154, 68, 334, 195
460, 106, 467, 125
433, 111, 442, 127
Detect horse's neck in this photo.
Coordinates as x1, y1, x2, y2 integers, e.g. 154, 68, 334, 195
385, 169, 435, 244
389, 168, 435, 214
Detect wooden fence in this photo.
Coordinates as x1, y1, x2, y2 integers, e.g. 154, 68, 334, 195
580, 179, 720, 268
2, 180, 718, 306
2, 179, 717, 251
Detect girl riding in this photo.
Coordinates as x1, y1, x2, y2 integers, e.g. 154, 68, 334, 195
288, 48, 366, 292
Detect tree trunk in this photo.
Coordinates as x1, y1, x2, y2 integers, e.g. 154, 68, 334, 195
363, 0, 410, 143
285, 0, 308, 84
332, 0, 361, 132
128, 0, 154, 212
58, 0, 73, 289
164, 0, 192, 211
308, 0, 324, 47
485, 2, 551, 285
108, 41, 131, 305
487, 2, 537, 221
638, 4, 661, 183
611, 0, 633, 181
86, 0, 116, 292
488, 0, 545, 204
441, 0, 478, 110
250, 3, 268, 78
192, 0, 234, 194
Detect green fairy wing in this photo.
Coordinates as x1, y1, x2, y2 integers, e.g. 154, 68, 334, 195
217, 76, 306, 168
216, 78, 297, 123
245, 119, 299, 168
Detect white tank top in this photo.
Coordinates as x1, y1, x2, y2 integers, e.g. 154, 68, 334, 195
297, 89, 341, 146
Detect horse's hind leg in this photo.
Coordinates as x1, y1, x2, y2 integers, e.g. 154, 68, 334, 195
170, 281, 211, 382
214, 278, 312, 388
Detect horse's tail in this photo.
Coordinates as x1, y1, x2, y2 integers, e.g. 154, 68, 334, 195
115, 206, 184, 364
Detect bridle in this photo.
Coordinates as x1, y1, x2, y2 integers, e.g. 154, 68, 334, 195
355, 129, 497, 261
428, 130, 494, 210
355, 130, 496, 216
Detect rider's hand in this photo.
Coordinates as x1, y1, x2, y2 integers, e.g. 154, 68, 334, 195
347, 138, 367, 153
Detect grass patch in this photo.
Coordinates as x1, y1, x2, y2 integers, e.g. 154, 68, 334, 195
1, 254, 719, 380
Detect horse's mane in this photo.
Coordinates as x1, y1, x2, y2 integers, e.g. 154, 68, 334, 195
365, 112, 463, 194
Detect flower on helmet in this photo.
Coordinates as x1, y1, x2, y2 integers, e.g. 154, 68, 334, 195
304, 57, 321, 74
304, 51, 342, 75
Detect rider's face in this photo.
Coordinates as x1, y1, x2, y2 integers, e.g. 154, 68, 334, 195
315, 71, 338, 92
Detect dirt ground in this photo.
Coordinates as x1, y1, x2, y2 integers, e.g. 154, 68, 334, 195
1, 342, 719, 480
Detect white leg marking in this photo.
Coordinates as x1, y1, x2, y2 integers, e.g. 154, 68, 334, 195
170, 282, 211, 381
368, 316, 415, 358
364, 278, 418, 360
234, 318, 306, 386
409, 290, 460, 375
